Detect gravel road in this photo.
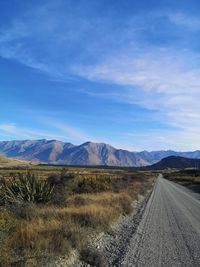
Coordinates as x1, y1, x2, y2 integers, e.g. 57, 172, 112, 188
120, 175, 200, 267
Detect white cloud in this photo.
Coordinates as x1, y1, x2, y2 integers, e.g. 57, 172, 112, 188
0, 124, 17, 134
0, 123, 66, 140
123, 129, 200, 151
74, 48, 200, 150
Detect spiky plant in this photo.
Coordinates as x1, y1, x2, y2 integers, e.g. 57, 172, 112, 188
0, 172, 54, 204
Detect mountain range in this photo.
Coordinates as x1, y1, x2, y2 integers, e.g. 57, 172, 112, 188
0, 139, 200, 167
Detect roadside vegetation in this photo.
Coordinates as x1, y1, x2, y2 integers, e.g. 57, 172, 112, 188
164, 169, 200, 183
0, 166, 155, 266
164, 169, 200, 194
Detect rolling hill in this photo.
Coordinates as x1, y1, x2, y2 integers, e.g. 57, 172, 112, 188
0, 139, 200, 167
146, 156, 200, 170
0, 154, 37, 168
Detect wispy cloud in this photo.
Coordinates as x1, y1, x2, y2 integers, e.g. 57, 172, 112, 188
0, 120, 98, 145
45, 120, 97, 143
123, 129, 200, 151
0, 1, 122, 78
1, 2, 192, 79
168, 13, 200, 31
0, 1, 198, 77
0, 123, 66, 140
74, 47, 200, 150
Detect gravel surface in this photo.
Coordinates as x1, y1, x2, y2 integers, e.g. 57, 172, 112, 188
119, 175, 200, 267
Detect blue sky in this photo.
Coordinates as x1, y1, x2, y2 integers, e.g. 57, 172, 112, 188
1, 0, 200, 151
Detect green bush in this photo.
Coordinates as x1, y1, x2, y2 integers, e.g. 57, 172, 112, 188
0, 172, 54, 204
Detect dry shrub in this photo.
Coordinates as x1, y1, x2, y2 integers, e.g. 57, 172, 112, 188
7, 201, 37, 220
72, 175, 111, 193
117, 193, 133, 214
0, 207, 17, 232
48, 173, 74, 206
56, 223, 84, 249
80, 247, 108, 267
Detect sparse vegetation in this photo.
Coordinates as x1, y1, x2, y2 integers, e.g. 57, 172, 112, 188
0, 172, 54, 204
80, 247, 107, 267
0, 166, 155, 266
163, 169, 200, 194
0, 154, 37, 168
164, 169, 200, 184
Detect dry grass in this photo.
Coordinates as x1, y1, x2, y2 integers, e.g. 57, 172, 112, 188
0, 154, 37, 168
163, 169, 200, 197
164, 169, 200, 183
0, 167, 156, 266
80, 247, 107, 267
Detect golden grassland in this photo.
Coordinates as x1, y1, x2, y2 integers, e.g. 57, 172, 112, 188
0, 166, 156, 266
0, 154, 38, 168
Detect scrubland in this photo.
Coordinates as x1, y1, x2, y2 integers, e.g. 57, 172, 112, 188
0, 166, 155, 266
164, 169, 200, 196
164, 169, 200, 183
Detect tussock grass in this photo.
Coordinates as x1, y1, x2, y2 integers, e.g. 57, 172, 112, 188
66, 191, 133, 215
0, 168, 156, 266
